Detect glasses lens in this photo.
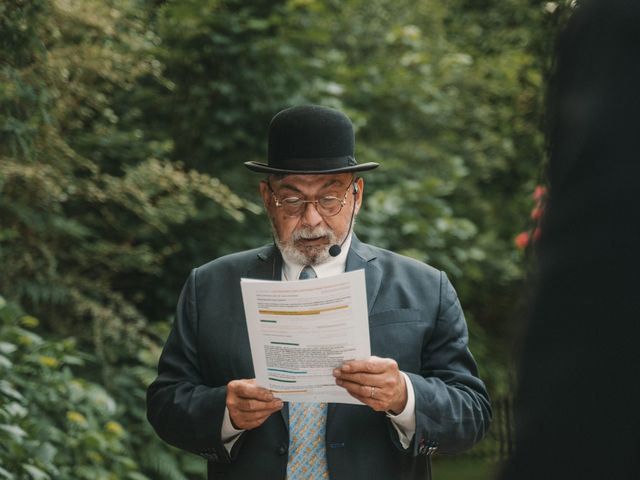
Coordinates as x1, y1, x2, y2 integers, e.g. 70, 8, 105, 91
277, 196, 344, 217
281, 198, 304, 216
318, 197, 341, 216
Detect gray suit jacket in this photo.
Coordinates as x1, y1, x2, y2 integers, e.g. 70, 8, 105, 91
147, 237, 491, 479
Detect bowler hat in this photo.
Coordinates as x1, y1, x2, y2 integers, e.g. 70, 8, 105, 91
244, 105, 379, 174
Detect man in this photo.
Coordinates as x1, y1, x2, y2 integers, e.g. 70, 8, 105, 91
147, 105, 491, 479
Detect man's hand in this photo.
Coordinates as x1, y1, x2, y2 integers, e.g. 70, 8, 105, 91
226, 379, 283, 430
333, 356, 408, 414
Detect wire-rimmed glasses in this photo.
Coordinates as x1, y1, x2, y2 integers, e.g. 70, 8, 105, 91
267, 180, 354, 217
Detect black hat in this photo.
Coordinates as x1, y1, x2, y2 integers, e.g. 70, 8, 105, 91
244, 105, 379, 174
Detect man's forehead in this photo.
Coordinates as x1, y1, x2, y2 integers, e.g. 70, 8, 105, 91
269, 173, 352, 189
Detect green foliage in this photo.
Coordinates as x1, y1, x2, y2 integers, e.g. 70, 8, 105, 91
0, 296, 142, 479
0, 1, 254, 475
0, 0, 575, 473
158, 0, 306, 172
0, 0, 259, 324
0, 295, 206, 479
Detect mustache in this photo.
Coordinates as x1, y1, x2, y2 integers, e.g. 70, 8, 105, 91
292, 226, 334, 241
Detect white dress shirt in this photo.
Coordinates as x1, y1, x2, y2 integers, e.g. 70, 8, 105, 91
221, 234, 416, 451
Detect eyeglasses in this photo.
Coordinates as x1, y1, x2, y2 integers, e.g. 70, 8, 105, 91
267, 180, 354, 217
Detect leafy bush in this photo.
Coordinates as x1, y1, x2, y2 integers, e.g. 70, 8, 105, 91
0, 295, 142, 478
0, 296, 206, 479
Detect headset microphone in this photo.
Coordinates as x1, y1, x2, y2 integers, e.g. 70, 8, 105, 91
329, 182, 358, 257
328, 243, 343, 257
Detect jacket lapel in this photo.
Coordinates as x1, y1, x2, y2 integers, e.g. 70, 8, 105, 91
246, 244, 282, 281
345, 235, 381, 315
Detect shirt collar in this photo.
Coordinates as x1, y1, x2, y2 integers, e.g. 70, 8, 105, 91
281, 234, 352, 281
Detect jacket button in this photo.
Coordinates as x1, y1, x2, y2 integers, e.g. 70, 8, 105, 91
277, 443, 288, 455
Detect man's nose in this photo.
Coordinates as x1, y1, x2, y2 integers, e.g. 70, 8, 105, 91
300, 201, 324, 227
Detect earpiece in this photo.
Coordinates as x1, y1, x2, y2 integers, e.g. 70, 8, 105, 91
353, 182, 359, 194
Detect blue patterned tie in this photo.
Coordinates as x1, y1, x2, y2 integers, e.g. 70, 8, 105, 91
286, 266, 329, 479
297, 265, 317, 281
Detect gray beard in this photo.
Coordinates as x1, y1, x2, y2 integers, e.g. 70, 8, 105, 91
270, 219, 355, 266
272, 224, 335, 266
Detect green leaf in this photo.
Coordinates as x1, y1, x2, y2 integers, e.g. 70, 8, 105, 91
21, 465, 50, 480
0, 423, 28, 442
126, 473, 151, 480
140, 446, 189, 480
0, 465, 14, 480
35, 441, 58, 465
0, 354, 12, 369
4, 402, 28, 419
14, 328, 43, 346
0, 380, 24, 401
0, 342, 17, 355
61, 354, 85, 366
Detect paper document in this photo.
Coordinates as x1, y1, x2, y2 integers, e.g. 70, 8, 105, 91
240, 269, 370, 404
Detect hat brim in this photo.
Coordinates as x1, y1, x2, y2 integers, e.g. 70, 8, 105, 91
244, 161, 379, 174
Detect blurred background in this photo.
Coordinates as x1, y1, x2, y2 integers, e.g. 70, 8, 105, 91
0, 0, 573, 478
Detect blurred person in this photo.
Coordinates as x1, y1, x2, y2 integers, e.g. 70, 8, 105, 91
147, 105, 491, 479
501, 1, 640, 479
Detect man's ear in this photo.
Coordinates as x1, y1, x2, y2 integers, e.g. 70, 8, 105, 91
354, 176, 364, 215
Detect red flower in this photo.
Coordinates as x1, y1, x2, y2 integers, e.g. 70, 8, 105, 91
515, 232, 529, 249
533, 185, 547, 202
531, 206, 544, 220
